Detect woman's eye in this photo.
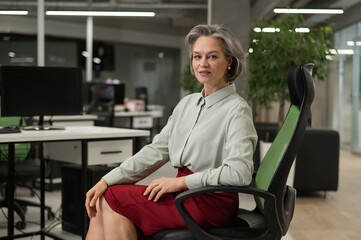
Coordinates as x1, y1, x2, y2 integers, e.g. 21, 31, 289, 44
209, 55, 217, 59
193, 55, 201, 60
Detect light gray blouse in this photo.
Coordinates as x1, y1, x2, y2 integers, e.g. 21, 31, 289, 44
102, 83, 258, 189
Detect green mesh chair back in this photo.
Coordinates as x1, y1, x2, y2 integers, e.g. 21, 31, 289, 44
254, 63, 315, 234
254, 105, 299, 211
0, 115, 30, 161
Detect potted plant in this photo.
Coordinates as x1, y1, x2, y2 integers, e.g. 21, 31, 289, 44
247, 14, 333, 127
180, 62, 203, 94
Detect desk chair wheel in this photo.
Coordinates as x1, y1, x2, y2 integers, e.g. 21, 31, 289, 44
15, 220, 26, 230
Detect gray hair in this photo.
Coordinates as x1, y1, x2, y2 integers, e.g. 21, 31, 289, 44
185, 24, 246, 82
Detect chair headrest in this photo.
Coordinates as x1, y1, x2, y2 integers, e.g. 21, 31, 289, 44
288, 63, 314, 107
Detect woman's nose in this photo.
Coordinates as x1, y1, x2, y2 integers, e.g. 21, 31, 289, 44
200, 57, 209, 66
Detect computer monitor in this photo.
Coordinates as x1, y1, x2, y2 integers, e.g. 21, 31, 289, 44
0, 65, 83, 130
83, 82, 125, 106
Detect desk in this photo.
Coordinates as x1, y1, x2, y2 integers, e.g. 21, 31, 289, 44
34, 114, 99, 127
0, 126, 149, 240
114, 111, 155, 129
33, 115, 99, 191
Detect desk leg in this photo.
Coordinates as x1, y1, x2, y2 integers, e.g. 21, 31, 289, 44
81, 140, 88, 240
130, 116, 133, 128
7, 143, 15, 239
39, 143, 45, 240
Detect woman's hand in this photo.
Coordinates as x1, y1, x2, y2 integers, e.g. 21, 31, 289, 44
85, 178, 108, 218
144, 177, 186, 202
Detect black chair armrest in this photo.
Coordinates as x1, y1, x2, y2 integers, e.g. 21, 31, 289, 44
282, 186, 296, 234
175, 186, 282, 240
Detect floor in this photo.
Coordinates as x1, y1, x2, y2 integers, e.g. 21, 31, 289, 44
0, 149, 359, 239
288, 149, 361, 240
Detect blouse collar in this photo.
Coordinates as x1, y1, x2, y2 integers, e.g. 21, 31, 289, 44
196, 83, 236, 108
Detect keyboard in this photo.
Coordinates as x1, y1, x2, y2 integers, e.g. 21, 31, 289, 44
0, 127, 21, 134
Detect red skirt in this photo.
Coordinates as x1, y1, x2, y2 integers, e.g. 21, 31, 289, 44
103, 167, 238, 238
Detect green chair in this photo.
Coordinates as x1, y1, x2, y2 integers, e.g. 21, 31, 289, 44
152, 63, 315, 240
0, 115, 54, 230
0, 116, 29, 161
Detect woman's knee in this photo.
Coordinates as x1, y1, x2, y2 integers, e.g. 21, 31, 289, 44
98, 195, 114, 214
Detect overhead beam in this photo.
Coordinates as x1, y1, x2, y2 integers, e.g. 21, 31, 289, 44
251, 0, 283, 21
292, 0, 314, 8
0, 1, 207, 10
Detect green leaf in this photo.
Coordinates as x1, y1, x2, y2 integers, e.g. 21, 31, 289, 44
247, 14, 332, 124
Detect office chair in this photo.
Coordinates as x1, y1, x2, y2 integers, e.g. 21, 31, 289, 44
87, 85, 115, 127
0, 116, 54, 230
135, 86, 148, 111
152, 63, 315, 240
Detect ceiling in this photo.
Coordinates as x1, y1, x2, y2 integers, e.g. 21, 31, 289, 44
1, 0, 361, 32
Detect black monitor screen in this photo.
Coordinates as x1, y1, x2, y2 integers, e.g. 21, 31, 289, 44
83, 82, 125, 105
0, 66, 83, 117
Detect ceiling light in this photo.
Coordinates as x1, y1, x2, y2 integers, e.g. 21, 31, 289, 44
0, 10, 28, 15
254, 27, 309, 33
295, 28, 310, 33
253, 27, 280, 33
93, 57, 102, 64
46, 11, 155, 17
81, 51, 89, 57
337, 49, 354, 54
274, 8, 344, 14
347, 41, 361, 46
326, 55, 334, 60
330, 49, 354, 55
263, 27, 280, 33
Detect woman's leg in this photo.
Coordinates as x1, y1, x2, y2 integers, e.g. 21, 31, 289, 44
86, 199, 106, 240
86, 196, 138, 240
101, 195, 138, 240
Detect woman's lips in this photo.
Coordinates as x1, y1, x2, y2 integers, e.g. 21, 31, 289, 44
199, 71, 210, 76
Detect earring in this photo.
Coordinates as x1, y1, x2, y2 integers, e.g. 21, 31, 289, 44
228, 66, 231, 70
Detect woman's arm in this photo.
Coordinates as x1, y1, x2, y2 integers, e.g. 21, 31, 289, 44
185, 103, 258, 189
102, 115, 173, 186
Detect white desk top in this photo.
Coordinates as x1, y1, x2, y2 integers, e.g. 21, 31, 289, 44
35, 115, 99, 121
114, 111, 152, 117
114, 110, 163, 118
0, 126, 149, 143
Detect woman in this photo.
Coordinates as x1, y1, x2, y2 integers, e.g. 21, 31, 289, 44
85, 24, 257, 240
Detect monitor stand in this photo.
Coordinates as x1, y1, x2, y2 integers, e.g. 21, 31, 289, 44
22, 116, 65, 131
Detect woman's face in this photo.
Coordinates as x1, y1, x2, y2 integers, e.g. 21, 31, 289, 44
192, 36, 231, 88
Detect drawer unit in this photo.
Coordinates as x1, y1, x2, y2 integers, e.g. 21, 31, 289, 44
43, 139, 133, 165
132, 116, 153, 128
88, 140, 132, 165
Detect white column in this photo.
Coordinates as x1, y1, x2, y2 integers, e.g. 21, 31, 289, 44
37, 0, 45, 66
207, 0, 212, 24
86, 16, 93, 82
